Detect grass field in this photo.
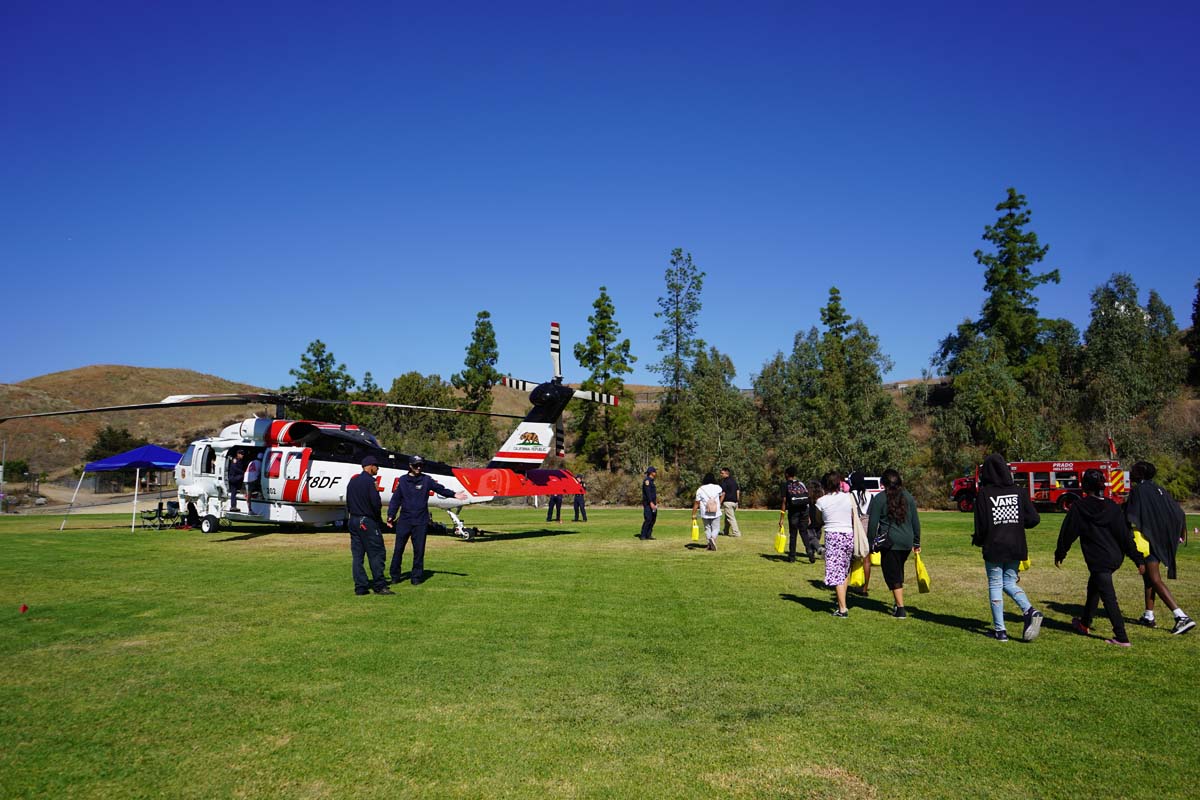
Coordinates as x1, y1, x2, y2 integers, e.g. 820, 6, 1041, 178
2, 507, 1198, 799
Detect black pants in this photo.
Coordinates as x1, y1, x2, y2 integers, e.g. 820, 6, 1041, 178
349, 515, 387, 593
786, 510, 808, 559
573, 495, 587, 521
880, 548, 910, 589
228, 478, 244, 509
1082, 569, 1128, 642
392, 517, 430, 581
546, 495, 562, 522
640, 506, 657, 538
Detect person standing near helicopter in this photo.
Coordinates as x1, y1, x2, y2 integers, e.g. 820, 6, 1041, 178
387, 455, 467, 586
346, 456, 393, 596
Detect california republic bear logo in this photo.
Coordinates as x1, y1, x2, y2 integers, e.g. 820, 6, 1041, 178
520, 432, 542, 445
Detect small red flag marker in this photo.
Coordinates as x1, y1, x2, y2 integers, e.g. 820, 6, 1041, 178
19, 604, 29, 614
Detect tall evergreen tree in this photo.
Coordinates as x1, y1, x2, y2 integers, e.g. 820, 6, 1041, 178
283, 339, 357, 422
936, 188, 1060, 375
650, 248, 705, 468
572, 286, 637, 471
452, 311, 501, 460
651, 248, 705, 393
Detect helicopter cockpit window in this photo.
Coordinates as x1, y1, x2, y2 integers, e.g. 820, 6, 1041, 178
199, 447, 216, 475
179, 445, 195, 469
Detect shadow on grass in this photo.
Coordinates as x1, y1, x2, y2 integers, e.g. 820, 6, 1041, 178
467, 528, 578, 543
212, 529, 289, 542
1041, 600, 1138, 634
759, 553, 803, 563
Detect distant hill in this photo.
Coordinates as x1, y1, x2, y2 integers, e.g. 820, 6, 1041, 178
1, 366, 268, 475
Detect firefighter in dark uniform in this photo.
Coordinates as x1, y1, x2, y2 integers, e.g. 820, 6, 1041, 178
346, 455, 393, 595
227, 449, 247, 512
387, 455, 466, 585
640, 466, 658, 540
573, 477, 588, 522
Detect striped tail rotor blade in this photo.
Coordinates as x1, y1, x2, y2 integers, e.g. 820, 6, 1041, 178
571, 388, 619, 406
556, 419, 566, 457
550, 321, 562, 380
500, 376, 539, 393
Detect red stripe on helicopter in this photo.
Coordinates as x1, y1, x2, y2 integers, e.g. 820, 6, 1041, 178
493, 452, 547, 461
452, 467, 582, 497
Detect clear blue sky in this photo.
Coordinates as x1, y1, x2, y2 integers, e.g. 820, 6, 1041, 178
3, 1, 1198, 394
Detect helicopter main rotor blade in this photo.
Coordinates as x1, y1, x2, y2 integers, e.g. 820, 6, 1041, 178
0, 393, 283, 424
299, 397, 523, 419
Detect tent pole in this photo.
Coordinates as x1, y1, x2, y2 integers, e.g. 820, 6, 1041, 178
59, 471, 87, 531
132, 467, 140, 532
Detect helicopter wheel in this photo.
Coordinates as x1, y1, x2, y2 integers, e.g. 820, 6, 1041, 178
199, 515, 219, 534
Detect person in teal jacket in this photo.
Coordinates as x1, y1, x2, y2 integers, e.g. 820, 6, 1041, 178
866, 469, 921, 619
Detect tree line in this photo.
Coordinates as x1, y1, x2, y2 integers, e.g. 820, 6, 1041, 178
283, 188, 1200, 506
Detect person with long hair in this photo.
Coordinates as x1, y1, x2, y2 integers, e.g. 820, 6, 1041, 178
814, 471, 856, 617
1056, 468, 1146, 647
973, 453, 1045, 642
849, 471, 873, 596
1125, 461, 1194, 634
865, 469, 921, 618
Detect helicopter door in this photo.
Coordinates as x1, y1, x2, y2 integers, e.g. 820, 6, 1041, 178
263, 450, 283, 499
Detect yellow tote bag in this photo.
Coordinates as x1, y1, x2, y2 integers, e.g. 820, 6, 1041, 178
848, 556, 865, 588
774, 518, 787, 554
1019, 558, 1031, 571
914, 551, 932, 594
1133, 529, 1151, 558
870, 551, 881, 567
691, 518, 700, 542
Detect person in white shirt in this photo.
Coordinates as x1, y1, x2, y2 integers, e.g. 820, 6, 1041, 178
692, 472, 725, 552
815, 471, 857, 616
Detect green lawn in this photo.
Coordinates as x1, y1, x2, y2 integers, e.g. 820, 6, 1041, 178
1, 507, 1197, 799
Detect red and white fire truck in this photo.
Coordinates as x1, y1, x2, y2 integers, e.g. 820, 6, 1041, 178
950, 460, 1129, 513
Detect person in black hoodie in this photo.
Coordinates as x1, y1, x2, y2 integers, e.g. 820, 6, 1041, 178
1125, 461, 1194, 634
1055, 468, 1146, 647
973, 453, 1045, 642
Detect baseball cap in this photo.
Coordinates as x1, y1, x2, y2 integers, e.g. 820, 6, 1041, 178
646, 465, 657, 474
409, 455, 425, 467
361, 455, 379, 467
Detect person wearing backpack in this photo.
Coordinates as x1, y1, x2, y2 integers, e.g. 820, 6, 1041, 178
692, 472, 725, 551
780, 466, 812, 562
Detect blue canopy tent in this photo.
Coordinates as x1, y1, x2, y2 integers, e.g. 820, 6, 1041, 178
61, 444, 182, 531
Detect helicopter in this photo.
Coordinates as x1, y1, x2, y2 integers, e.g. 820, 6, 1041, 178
1, 323, 616, 538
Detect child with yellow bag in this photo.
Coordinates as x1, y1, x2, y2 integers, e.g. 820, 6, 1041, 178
865, 469, 921, 619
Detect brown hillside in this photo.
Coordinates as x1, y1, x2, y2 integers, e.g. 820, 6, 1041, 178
2, 366, 268, 475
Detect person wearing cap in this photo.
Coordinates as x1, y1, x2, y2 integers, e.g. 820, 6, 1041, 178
387, 456, 467, 585
639, 466, 658, 540
345, 455, 393, 596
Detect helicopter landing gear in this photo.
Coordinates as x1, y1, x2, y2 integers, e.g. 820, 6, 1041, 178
445, 509, 471, 539
199, 515, 219, 534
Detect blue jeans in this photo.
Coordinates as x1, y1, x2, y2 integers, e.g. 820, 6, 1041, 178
985, 560, 1031, 631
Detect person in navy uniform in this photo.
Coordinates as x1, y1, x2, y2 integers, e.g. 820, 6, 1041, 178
346, 455, 393, 596
639, 466, 658, 540
227, 448, 247, 512
387, 455, 466, 585
546, 493, 563, 523
573, 477, 588, 522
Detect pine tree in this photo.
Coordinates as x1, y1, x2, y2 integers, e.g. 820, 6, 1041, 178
650, 248, 705, 468
936, 188, 1060, 375
452, 311, 501, 460
283, 340, 357, 422
572, 286, 637, 471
